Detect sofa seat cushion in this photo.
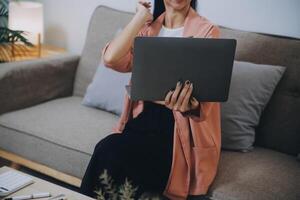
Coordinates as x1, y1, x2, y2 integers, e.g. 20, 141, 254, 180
208, 147, 300, 200
0, 96, 119, 177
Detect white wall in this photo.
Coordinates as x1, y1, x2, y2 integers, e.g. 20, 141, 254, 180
35, 0, 300, 55
197, 0, 300, 39
35, 0, 141, 54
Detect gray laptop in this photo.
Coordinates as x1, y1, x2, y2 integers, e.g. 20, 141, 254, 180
130, 36, 236, 102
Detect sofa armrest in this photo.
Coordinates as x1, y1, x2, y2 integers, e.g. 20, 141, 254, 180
0, 54, 80, 115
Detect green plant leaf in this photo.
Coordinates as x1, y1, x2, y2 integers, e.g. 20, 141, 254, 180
118, 177, 138, 200
95, 168, 163, 200
0, 7, 8, 18
0, 0, 33, 47
0, 27, 33, 46
0, 0, 8, 28
0, 0, 8, 10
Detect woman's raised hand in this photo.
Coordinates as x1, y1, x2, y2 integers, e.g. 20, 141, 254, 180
164, 80, 200, 113
136, 1, 153, 24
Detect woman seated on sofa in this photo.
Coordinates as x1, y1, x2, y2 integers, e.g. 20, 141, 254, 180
80, 0, 221, 199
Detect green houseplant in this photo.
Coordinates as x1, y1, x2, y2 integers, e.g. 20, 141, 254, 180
0, 0, 34, 63
95, 169, 163, 200
95, 169, 214, 200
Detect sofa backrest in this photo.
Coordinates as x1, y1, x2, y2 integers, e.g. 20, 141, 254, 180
73, 5, 300, 156
73, 6, 133, 97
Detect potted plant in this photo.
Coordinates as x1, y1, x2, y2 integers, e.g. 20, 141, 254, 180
0, 0, 34, 63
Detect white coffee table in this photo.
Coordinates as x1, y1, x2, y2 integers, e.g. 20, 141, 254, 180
0, 166, 95, 200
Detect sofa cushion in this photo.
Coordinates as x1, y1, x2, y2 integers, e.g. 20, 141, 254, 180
0, 96, 119, 177
221, 61, 285, 152
208, 147, 300, 200
82, 61, 131, 116
220, 27, 300, 156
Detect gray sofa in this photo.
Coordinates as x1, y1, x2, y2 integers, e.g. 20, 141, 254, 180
0, 6, 299, 200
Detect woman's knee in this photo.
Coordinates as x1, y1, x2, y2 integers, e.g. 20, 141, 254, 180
94, 133, 122, 153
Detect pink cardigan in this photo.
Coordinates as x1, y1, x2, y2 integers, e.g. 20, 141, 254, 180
101, 7, 221, 200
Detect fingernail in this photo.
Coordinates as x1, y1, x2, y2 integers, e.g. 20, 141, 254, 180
177, 81, 181, 86
185, 80, 190, 85
190, 83, 193, 87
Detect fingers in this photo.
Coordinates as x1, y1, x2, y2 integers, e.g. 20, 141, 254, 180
175, 80, 192, 110
170, 81, 183, 108
138, 0, 151, 4
144, 2, 151, 8
138, 1, 151, 9
136, 1, 152, 19
164, 90, 174, 108
190, 96, 200, 109
165, 80, 198, 112
181, 83, 193, 109
138, 1, 151, 8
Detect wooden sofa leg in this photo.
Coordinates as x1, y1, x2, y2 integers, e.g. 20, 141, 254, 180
10, 162, 21, 170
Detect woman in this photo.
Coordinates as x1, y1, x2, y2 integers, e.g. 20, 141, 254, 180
80, 0, 221, 199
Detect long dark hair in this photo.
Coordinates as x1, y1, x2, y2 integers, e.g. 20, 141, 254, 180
153, 0, 197, 21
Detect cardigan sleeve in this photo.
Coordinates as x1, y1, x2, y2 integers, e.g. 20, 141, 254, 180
100, 24, 149, 73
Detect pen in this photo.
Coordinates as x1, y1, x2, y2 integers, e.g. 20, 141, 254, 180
5, 192, 51, 200
47, 194, 67, 200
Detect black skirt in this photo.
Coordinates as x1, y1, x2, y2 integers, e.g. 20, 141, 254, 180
80, 101, 175, 199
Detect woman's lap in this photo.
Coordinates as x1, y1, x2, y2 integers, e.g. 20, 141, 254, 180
101, 132, 172, 185
80, 131, 173, 198
80, 101, 175, 198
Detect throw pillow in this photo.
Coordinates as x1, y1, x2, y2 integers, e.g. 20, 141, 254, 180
82, 59, 131, 116
82, 61, 131, 116
221, 61, 286, 152
82, 28, 132, 116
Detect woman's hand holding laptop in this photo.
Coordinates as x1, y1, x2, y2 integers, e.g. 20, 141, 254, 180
162, 80, 200, 116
